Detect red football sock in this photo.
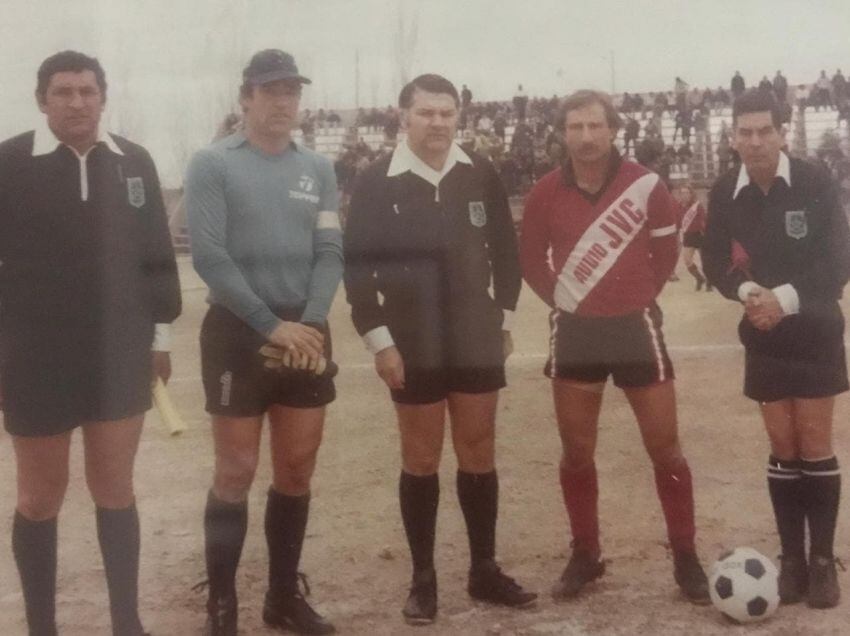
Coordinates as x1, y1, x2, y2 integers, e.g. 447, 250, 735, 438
559, 463, 600, 557
654, 460, 696, 553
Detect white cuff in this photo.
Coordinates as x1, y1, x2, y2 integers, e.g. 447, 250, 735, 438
737, 281, 759, 302
772, 283, 800, 315
363, 326, 395, 355
152, 323, 172, 351
316, 210, 342, 230
501, 309, 515, 332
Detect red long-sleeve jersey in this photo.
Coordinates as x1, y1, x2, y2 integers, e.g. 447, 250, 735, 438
520, 157, 679, 316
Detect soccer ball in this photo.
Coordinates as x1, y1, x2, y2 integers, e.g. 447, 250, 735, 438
708, 547, 779, 623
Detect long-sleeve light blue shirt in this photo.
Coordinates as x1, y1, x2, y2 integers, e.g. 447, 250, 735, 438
186, 132, 343, 335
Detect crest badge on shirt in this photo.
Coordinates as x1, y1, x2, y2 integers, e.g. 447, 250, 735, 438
785, 210, 807, 239
468, 201, 487, 227
127, 177, 145, 209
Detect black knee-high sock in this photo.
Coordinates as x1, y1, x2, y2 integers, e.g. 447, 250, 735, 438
767, 456, 806, 560
265, 488, 310, 596
12, 512, 58, 636
399, 472, 439, 574
456, 470, 498, 568
204, 491, 248, 600
801, 457, 841, 560
96, 504, 143, 635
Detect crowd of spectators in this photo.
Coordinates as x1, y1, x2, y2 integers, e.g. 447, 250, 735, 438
322, 68, 850, 205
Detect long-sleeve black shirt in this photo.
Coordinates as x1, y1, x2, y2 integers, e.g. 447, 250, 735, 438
703, 154, 850, 316
0, 130, 181, 343
344, 146, 521, 353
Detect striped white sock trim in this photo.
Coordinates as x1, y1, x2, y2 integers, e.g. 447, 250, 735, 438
801, 469, 842, 477
767, 473, 802, 480
801, 455, 838, 463
643, 308, 666, 383
768, 464, 801, 474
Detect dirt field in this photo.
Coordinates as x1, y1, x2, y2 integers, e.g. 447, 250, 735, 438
1, 256, 849, 636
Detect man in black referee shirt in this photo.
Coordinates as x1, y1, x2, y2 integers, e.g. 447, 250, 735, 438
703, 89, 850, 609
0, 51, 181, 635
344, 74, 536, 625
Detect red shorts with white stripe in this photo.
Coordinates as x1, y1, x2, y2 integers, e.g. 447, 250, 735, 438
545, 303, 674, 388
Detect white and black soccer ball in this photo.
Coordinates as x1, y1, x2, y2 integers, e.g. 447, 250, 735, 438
708, 547, 779, 623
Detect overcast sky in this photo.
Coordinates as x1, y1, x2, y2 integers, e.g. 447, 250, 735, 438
1, 0, 848, 186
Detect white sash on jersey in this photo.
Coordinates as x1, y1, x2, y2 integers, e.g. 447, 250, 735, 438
553, 172, 659, 312
679, 201, 699, 237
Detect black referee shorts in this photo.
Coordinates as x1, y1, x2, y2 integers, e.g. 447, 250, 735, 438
200, 304, 335, 416
388, 300, 506, 405
1, 320, 153, 437
546, 304, 675, 388
739, 308, 849, 402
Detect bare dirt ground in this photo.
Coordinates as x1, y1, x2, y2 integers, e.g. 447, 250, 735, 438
1, 256, 849, 635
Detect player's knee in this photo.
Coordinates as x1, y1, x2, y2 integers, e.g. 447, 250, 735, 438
455, 438, 494, 471
402, 452, 441, 476
17, 486, 66, 521
276, 455, 317, 493
215, 452, 259, 499
274, 471, 313, 496
87, 483, 135, 509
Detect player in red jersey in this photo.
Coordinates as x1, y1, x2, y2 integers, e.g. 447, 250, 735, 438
674, 183, 710, 291
520, 90, 710, 603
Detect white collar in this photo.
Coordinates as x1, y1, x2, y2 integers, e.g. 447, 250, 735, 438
32, 119, 124, 157
733, 151, 790, 199
386, 139, 471, 188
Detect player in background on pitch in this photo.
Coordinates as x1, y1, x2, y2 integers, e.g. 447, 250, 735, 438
344, 73, 537, 625
674, 183, 711, 292
0, 51, 181, 636
703, 89, 850, 609
186, 50, 342, 635
521, 90, 710, 604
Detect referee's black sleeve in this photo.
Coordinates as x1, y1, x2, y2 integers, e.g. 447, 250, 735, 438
483, 161, 521, 313
140, 149, 182, 323
791, 173, 850, 309
343, 170, 385, 337
702, 181, 748, 302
